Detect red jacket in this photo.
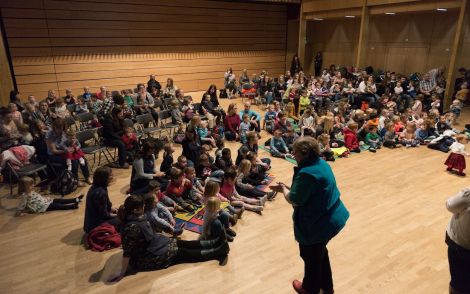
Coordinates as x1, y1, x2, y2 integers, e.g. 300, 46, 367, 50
87, 222, 121, 252
343, 127, 359, 150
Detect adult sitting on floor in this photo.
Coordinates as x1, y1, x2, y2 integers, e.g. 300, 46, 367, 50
238, 102, 261, 132
83, 166, 120, 234
46, 118, 91, 185
130, 141, 167, 194
107, 195, 229, 283
102, 106, 129, 169
224, 103, 240, 141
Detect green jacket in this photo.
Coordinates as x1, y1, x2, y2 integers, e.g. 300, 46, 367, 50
290, 157, 349, 245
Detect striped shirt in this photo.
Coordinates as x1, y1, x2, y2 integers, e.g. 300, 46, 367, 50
419, 79, 436, 93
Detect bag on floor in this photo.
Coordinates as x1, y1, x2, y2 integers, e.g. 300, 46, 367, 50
87, 223, 121, 252
50, 169, 78, 196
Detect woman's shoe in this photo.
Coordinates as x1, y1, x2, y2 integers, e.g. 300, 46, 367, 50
229, 214, 238, 226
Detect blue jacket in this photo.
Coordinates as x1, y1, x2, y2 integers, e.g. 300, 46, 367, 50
289, 157, 349, 245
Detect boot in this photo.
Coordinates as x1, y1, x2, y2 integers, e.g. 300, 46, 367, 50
200, 236, 224, 249
229, 214, 238, 226
236, 207, 245, 220
201, 241, 230, 266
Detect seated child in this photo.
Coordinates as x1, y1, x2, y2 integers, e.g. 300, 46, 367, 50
121, 126, 138, 162
436, 115, 451, 134
197, 119, 216, 147
215, 148, 234, 170
214, 138, 224, 161
239, 114, 251, 144
220, 167, 264, 213
263, 104, 277, 133
284, 128, 299, 152
184, 167, 204, 205
270, 129, 292, 159
299, 108, 315, 137
144, 191, 184, 236
169, 99, 183, 125
318, 134, 335, 161
450, 99, 462, 123
399, 123, 420, 148
166, 168, 196, 213
344, 122, 361, 153
365, 126, 381, 153
146, 180, 180, 213
383, 123, 399, 149
236, 159, 269, 200
201, 197, 227, 241
63, 130, 87, 173
18, 124, 33, 145
16, 176, 83, 216
160, 143, 175, 175
196, 154, 221, 182
202, 182, 237, 241
173, 155, 188, 170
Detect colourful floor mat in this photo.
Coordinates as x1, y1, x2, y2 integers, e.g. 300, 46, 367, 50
175, 173, 276, 234
258, 145, 297, 165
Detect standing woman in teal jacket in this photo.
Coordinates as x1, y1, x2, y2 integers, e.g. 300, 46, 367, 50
270, 137, 349, 294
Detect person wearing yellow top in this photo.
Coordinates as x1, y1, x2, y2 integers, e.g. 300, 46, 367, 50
299, 88, 311, 116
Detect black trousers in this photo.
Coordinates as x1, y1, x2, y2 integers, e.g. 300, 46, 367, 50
105, 139, 126, 166
46, 198, 77, 211
299, 241, 334, 294
446, 233, 470, 293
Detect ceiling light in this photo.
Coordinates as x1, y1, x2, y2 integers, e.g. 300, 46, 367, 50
436, 8, 447, 11
345, 15, 355, 18
385, 12, 396, 15
313, 18, 324, 21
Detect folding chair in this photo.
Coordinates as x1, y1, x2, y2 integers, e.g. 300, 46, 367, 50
76, 128, 114, 171
76, 112, 95, 130
6, 160, 48, 196
158, 109, 179, 136
135, 113, 161, 138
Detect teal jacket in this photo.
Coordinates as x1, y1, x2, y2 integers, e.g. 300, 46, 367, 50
290, 157, 349, 245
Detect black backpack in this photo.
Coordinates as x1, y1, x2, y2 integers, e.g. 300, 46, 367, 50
51, 170, 78, 196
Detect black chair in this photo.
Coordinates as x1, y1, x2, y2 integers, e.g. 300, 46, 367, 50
6, 160, 48, 196
76, 128, 113, 171
163, 98, 174, 109
76, 112, 95, 130
158, 109, 179, 136
135, 113, 161, 138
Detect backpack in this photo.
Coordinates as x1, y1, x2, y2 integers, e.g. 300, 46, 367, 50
51, 170, 78, 196
219, 88, 228, 99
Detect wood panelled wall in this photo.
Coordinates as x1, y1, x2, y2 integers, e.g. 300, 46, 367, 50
307, 11, 465, 75
0, 0, 289, 99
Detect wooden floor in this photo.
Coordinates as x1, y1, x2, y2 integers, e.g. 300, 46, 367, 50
0, 97, 469, 294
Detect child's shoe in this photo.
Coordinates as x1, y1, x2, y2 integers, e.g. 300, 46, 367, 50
229, 214, 238, 226
226, 227, 237, 237
369, 148, 376, 153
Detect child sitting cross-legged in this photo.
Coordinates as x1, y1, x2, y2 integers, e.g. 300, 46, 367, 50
202, 181, 237, 242
365, 125, 381, 153
383, 123, 400, 149
121, 126, 138, 162
145, 180, 180, 213
166, 167, 197, 213
160, 143, 175, 176
215, 148, 234, 170
317, 133, 335, 162
343, 121, 361, 153
15, 176, 83, 216
144, 189, 184, 236
220, 167, 264, 214
399, 122, 420, 148
270, 128, 293, 159
184, 167, 204, 206
196, 154, 222, 182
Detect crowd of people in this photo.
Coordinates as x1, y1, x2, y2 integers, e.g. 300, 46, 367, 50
1, 57, 470, 293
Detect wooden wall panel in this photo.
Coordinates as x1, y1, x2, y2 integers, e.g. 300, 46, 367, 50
307, 11, 458, 75
308, 18, 360, 72
0, 0, 289, 100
